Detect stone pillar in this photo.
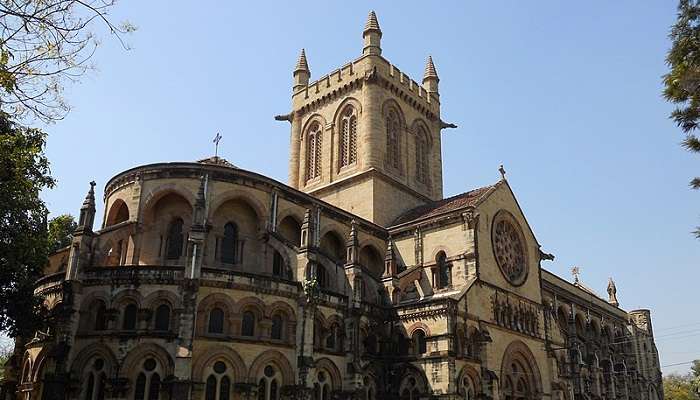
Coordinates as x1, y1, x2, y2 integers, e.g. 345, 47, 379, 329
290, 112, 303, 188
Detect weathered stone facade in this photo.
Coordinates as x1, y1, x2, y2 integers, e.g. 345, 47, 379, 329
0, 11, 662, 400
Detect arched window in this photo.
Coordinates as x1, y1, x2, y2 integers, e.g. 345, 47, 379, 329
122, 303, 138, 331
399, 376, 423, 400
94, 301, 107, 331
413, 330, 427, 355
460, 374, 475, 400
339, 106, 357, 168
208, 307, 224, 334
272, 250, 286, 278
165, 218, 184, 260
316, 265, 327, 289
221, 222, 238, 264
436, 251, 451, 289
415, 127, 429, 184
241, 311, 255, 337
154, 304, 170, 331
306, 122, 323, 181
258, 365, 281, 400
271, 314, 284, 340
82, 358, 107, 400
313, 371, 332, 400
386, 108, 401, 170
205, 361, 231, 400
133, 358, 161, 400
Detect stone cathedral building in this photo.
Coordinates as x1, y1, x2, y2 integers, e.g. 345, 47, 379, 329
1, 11, 662, 400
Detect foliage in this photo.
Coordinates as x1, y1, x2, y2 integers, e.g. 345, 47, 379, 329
664, 0, 700, 238
0, 340, 12, 380
0, 112, 54, 337
48, 214, 77, 253
664, 360, 700, 400
0, 0, 135, 123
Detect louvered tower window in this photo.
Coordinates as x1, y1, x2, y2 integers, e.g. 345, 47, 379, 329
339, 106, 357, 168
386, 109, 401, 170
306, 122, 323, 181
415, 127, 429, 184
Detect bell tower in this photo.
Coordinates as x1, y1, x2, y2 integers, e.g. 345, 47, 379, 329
286, 11, 444, 227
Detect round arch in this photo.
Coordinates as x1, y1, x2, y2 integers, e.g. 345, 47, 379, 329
500, 341, 543, 400
119, 343, 174, 379
191, 345, 246, 382
247, 350, 294, 385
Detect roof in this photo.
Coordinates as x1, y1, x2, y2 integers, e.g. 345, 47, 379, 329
197, 156, 237, 168
391, 182, 499, 225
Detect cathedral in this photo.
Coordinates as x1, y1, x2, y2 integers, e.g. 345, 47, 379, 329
0, 11, 662, 400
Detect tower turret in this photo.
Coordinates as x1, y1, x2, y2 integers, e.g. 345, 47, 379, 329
362, 11, 382, 56
423, 56, 439, 95
293, 49, 310, 91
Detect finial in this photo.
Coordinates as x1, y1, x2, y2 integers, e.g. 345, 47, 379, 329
294, 48, 310, 73
364, 11, 382, 36
423, 56, 439, 81
498, 164, 506, 180
571, 266, 580, 284
607, 277, 619, 307
362, 11, 382, 56
82, 181, 96, 209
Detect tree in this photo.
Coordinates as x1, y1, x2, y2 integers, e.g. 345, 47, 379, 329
0, 112, 54, 337
0, 341, 12, 380
0, 0, 134, 123
47, 214, 77, 253
664, 360, 700, 400
664, 0, 700, 238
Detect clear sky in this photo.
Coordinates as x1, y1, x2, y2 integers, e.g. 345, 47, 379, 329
31, 1, 699, 374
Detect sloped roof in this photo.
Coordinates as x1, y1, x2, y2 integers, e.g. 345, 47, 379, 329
392, 182, 499, 225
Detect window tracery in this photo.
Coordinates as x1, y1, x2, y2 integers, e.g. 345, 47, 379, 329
205, 361, 232, 400
133, 358, 161, 400
257, 365, 281, 400
82, 358, 107, 400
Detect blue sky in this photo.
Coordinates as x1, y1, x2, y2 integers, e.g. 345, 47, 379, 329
30, 1, 699, 374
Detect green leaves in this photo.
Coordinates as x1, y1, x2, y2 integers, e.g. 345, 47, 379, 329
664, 0, 700, 238
0, 112, 54, 337
47, 214, 77, 253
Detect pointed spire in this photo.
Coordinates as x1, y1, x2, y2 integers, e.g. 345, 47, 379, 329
78, 181, 96, 232
422, 56, 440, 94
607, 277, 619, 307
346, 220, 359, 265
362, 11, 382, 56
364, 11, 382, 36
294, 48, 309, 73
423, 56, 438, 81
193, 175, 208, 228
293, 49, 310, 91
384, 237, 396, 277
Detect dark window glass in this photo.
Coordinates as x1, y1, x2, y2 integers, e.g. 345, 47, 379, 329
257, 379, 265, 400
220, 376, 231, 400
165, 218, 184, 260
241, 311, 255, 337
208, 307, 224, 334
85, 374, 95, 400
122, 303, 137, 330
271, 314, 283, 340
270, 379, 278, 400
221, 222, 238, 264
414, 330, 427, 354
96, 373, 105, 400
317, 265, 327, 289
273, 251, 284, 277
148, 373, 160, 400
154, 304, 170, 331
94, 301, 107, 331
134, 373, 146, 400
205, 375, 216, 400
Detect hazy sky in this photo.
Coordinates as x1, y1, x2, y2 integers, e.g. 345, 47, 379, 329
29, 1, 699, 374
